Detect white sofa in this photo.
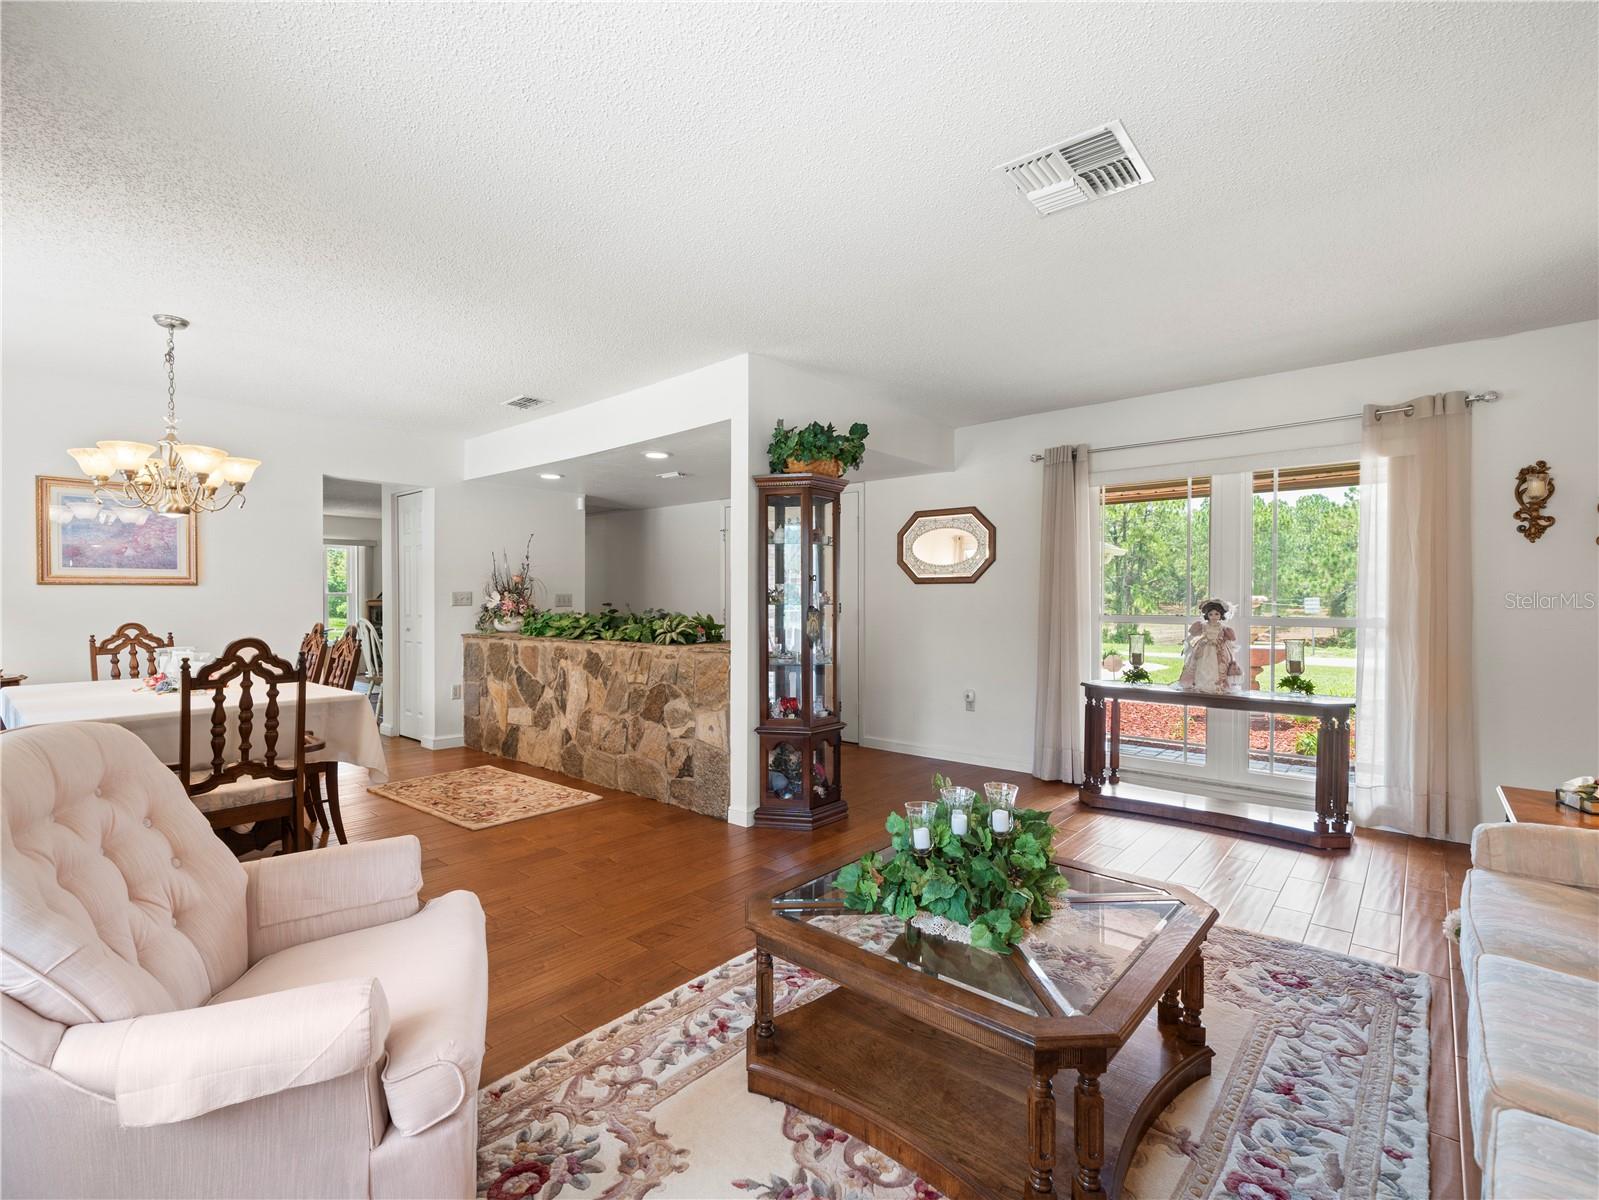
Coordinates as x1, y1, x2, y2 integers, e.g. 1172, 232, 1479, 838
1, 721, 488, 1199
1461, 821, 1599, 1199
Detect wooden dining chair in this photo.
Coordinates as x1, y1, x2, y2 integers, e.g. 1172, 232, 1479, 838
303, 626, 360, 846
88, 622, 175, 681
298, 623, 330, 685
178, 637, 307, 856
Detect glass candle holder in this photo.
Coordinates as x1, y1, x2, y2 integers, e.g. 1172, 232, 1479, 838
1283, 638, 1306, 675
1128, 632, 1146, 667
904, 801, 937, 853
984, 782, 1019, 835
940, 786, 977, 836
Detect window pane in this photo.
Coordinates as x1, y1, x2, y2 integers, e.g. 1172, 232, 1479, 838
1248, 622, 1356, 778
326, 547, 349, 593
1252, 469, 1359, 618
326, 595, 349, 623
1101, 478, 1209, 616
1099, 624, 1205, 765
1098, 622, 1182, 685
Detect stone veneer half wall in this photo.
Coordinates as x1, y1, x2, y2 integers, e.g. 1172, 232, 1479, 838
463, 634, 730, 819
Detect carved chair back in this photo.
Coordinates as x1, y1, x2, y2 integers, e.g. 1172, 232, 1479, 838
88, 622, 175, 682
178, 638, 307, 804
299, 623, 329, 685
322, 627, 361, 691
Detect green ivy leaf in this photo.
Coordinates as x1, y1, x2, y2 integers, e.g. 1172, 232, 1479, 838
835, 861, 862, 892
885, 812, 910, 837
894, 891, 917, 921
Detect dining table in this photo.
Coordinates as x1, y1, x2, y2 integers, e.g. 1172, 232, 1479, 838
0, 678, 389, 783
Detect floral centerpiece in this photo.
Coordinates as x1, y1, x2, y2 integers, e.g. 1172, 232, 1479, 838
834, 773, 1067, 952
476, 535, 546, 633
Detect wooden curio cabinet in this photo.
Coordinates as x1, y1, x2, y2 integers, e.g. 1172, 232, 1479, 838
754, 473, 846, 829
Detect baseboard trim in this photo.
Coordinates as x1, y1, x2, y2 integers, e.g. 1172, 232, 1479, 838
856, 736, 1034, 776
380, 723, 397, 738
419, 734, 465, 751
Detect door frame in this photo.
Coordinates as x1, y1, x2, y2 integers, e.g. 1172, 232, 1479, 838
391, 488, 431, 743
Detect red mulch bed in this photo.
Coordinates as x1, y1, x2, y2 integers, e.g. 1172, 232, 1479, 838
1117, 701, 1354, 759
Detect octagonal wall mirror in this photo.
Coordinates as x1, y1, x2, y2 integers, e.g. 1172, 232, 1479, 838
896, 507, 997, 584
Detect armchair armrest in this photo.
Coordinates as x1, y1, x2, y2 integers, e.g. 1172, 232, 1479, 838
244, 835, 422, 963
1470, 823, 1599, 889
52, 978, 389, 1127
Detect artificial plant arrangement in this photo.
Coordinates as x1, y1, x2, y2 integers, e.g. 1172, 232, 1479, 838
1278, 673, 1316, 695
476, 536, 546, 632
833, 773, 1067, 953
1120, 664, 1153, 684
520, 605, 725, 645
766, 420, 870, 476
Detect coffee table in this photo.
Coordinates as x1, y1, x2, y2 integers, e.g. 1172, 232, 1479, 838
746, 854, 1215, 1199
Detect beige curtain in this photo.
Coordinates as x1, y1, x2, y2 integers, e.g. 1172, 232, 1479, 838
1033, 445, 1094, 781
1354, 393, 1477, 839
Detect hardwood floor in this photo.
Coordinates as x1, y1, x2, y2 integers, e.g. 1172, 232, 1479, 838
336, 736, 1476, 1199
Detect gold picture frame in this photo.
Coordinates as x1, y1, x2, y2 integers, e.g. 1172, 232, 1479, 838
36, 475, 200, 585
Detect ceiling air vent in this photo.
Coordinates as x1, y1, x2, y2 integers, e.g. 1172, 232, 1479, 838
997, 121, 1152, 216
502, 395, 551, 411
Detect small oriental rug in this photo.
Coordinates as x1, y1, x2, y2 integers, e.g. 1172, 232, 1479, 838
477, 926, 1430, 1200
370, 766, 600, 831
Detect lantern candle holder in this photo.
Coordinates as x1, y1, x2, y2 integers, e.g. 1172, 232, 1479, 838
940, 785, 977, 836
984, 782, 1019, 837
1283, 638, 1306, 676
1128, 632, 1146, 668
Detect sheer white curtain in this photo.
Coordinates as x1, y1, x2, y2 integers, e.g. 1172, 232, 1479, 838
1354, 393, 1478, 838
1033, 445, 1095, 782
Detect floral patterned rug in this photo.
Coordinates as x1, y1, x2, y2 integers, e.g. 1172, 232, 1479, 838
477, 926, 1429, 1199
370, 766, 600, 830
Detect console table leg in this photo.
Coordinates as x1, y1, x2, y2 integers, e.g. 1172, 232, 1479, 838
1073, 1060, 1106, 1200
1107, 699, 1121, 785
1179, 947, 1207, 1047
1027, 1063, 1057, 1198
754, 948, 775, 1048
1082, 696, 1106, 792
1313, 714, 1333, 834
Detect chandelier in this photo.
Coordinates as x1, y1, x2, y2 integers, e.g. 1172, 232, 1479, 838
67, 314, 260, 516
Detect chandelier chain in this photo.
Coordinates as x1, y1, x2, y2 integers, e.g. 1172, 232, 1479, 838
165, 325, 177, 429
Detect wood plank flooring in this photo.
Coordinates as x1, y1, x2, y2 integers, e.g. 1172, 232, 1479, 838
334, 737, 1476, 1198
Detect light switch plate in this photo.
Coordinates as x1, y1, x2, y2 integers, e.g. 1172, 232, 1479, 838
554, 592, 573, 608
452, 591, 473, 607
451, 683, 462, 700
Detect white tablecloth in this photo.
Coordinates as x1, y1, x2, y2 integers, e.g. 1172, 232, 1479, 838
0, 680, 388, 783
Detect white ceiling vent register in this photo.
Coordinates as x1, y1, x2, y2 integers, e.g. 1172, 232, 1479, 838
502, 395, 552, 411
997, 121, 1152, 216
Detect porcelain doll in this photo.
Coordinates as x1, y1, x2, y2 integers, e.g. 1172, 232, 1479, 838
1177, 599, 1243, 692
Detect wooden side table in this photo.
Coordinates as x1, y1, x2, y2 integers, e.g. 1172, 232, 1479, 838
1497, 784, 1599, 829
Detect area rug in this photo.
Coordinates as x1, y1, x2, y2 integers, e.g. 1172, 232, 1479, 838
477, 926, 1430, 1199
370, 766, 600, 830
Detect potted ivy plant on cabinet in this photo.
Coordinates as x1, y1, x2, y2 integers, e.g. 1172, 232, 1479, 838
766, 420, 870, 478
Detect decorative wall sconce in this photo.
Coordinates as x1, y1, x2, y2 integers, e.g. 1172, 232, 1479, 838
1513, 461, 1555, 543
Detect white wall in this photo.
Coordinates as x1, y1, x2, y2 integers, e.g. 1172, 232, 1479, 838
585, 499, 726, 618
425, 481, 586, 746
857, 321, 1599, 830
1, 365, 449, 683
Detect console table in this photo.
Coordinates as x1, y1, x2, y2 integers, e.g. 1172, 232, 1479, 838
1080, 681, 1355, 850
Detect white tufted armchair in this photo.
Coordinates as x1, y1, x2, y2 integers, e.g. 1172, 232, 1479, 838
1, 722, 488, 1199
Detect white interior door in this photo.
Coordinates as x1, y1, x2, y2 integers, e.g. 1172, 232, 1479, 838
838, 489, 861, 742
397, 491, 427, 741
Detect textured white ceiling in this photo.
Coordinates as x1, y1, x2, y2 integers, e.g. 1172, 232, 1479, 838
4, 3, 1594, 434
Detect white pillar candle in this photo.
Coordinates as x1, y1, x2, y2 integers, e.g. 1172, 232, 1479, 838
991, 808, 1013, 834
950, 810, 969, 836
912, 825, 932, 851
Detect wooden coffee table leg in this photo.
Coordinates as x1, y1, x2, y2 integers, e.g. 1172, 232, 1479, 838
1179, 946, 1207, 1047
1157, 979, 1182, 1029
1026, 1060, 1057, 1197
1073, 1054, 1107, 1200
755, 948, 775, 1049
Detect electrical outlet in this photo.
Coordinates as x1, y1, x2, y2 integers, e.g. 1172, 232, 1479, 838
554, 592, 573, 608
451, 683, 462, 700
963, 689, 976, 712
451, 591, 473, 607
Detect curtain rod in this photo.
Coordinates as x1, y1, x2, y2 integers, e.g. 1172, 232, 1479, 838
1027, 392, 1500, 461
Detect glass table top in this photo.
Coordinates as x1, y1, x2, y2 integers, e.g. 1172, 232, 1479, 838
772, 855, 1183, 1018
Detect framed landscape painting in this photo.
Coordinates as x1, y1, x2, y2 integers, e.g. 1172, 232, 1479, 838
35, 475, 199, 585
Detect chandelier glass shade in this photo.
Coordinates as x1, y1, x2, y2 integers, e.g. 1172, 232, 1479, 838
66, 314, 260, 516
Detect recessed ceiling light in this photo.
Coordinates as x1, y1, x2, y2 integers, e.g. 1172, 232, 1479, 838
642, 450, 671, 460
539, 473, 563, 480
657, 471, 688, 480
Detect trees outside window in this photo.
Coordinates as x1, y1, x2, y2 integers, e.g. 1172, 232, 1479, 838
325, 545, 358, 639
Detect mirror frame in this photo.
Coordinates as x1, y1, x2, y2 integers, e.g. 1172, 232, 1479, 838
895, 506, 997, 585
